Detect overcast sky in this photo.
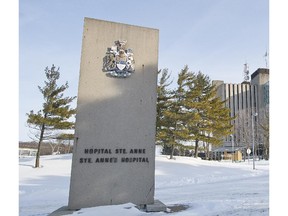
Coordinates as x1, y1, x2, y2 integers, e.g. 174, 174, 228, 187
16, 0, 271, 142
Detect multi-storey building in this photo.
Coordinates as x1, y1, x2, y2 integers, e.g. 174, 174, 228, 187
212, 68, 269, 159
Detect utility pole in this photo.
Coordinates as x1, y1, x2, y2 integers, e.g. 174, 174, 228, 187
252, 112, 258, 170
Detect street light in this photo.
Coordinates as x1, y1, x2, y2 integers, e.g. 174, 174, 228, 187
251, 112, 258, 170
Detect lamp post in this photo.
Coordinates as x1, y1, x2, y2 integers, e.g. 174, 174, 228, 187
251, 112, 258, 170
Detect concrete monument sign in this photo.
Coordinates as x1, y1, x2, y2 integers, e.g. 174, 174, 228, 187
68, 18, 159, 210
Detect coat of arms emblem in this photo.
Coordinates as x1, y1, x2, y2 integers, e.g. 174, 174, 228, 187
103, 40, 135, 78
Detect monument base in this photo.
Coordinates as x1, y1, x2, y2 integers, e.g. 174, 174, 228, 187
49, 200, 167, 215
137, 200, 167, 212
48, 206, 76, 216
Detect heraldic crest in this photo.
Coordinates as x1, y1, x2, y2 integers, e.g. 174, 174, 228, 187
103, 40, 135, 78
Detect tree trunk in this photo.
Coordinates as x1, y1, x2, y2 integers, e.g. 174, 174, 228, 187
170, 144, 174, 159
35, 140, 42, 168
194, 139, 199, 158
35, 123, 45, 168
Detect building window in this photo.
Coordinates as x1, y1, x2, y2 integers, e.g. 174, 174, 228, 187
241, 84, 244, 110
228, 84, 231, 109
232, 84, 236, 117
237, 85, 240, 111
253, 85, 257, 108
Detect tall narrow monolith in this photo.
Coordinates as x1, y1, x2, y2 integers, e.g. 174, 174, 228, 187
68, 18, 159, 210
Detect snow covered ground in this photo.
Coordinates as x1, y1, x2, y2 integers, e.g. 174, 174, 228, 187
19, 154, 269, 216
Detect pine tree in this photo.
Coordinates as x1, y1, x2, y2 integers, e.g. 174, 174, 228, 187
157, 66, 192, 159
184, 71, 233, 158
156, 69, 172, 142
157, 66, 233, 159
27, 65, 77, 168
206, 90, 234, 145
156, 69, 175, 158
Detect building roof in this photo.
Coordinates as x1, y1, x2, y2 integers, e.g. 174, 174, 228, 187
251, 68, 269, 80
